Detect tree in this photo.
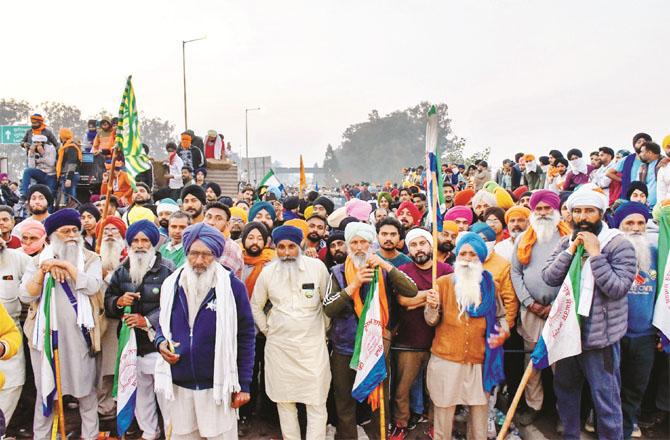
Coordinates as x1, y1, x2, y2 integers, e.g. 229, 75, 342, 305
0, 99, 32, 125
140, 114, 175, 160
40, 101, 87, 140
322, 144, 340, 186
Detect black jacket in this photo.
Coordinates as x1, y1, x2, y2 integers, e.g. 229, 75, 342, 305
104, 252, 175, 355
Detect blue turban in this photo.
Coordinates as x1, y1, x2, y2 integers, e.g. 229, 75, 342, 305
44, 208, 81, 236
249, 201, 276, 222
182, 223, 226, 258
470, 222, 497, 242
455, 232, 488, 263
271, 225, 303, 246
612, 201, 650, 228
126, 219, 160, 247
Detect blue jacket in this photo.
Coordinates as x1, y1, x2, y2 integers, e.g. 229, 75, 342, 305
155, 270, 255, 392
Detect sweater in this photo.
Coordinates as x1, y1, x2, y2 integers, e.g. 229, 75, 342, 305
0, 302, 22, 389
425, 274, 506, 365
542, 234, 636, 350
154, 270, 255, 393
511, 229, 562, 307
483, 251, 518, 329
626, 245, 658, 338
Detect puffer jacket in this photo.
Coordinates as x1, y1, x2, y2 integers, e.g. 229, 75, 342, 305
104, 253, 174, 355
542, 234, 636, 350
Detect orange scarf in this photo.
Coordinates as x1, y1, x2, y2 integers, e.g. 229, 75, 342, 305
30, 115, 45, 135
56, 140, 82, 178
243, 248, 276, 298
547, 165, 560, 178
517, 221, 571, 265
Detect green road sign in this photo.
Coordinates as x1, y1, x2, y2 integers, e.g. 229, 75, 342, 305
0, 125, 30, 145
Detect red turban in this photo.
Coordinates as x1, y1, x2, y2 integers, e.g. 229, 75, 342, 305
397, 201, 421, 226
96, 216, 127, 238
512, 186, 529, 200
454, 189, 475, 206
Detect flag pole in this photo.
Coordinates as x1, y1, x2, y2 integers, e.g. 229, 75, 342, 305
379, 385, 386, 440
496, 361, 535, 440
430, 170, 439, 289
53, 345, 67, 440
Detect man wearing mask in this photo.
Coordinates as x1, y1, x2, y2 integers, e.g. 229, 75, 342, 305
542, 186, 637, 439
510, 190, 569, 425
229, 207, 248, 241
563, 149, 594, 191
156, 198, 180, 237
522, 154, 544, 191
21, 114, 59, 148
177, 132, 205, 170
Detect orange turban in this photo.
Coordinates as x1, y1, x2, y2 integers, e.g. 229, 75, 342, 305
504, 206, 531, 224
523, 154, 536, 162
443, 220, 459, 234
454, 189, 475, 206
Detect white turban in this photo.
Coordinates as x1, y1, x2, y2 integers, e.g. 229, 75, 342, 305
565, 184, 609, 212
405, 228, 433, 247
472, 189, 497, 208
344, 222, 376, 244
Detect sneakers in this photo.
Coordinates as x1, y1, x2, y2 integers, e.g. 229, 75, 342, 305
631, 423, 642, 438
238, 416, 250, 437
388, 424, 407, 440
517, 407, 540, 426
407, 413, 428, 431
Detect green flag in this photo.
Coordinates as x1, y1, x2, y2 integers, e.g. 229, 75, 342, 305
115, 76, 149, 189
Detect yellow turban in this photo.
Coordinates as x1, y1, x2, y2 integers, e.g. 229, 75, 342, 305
284, 219, 309, 239
229, 206, 248, 224
304, 205, 315, 220
504, 206, 531, 224
663, 135, 670, 150
127, 206, 156, 225
443, 220, 459, 234
494, 187, 514, 210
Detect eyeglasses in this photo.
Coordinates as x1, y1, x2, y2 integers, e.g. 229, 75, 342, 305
187, 250, 215, 260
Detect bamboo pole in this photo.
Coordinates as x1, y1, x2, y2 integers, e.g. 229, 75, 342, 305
53, 347, 67, 440
379, 385, 386, 440
430, 170, 439, 289
496, 361, 535, 440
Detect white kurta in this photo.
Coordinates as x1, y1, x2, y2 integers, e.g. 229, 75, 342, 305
251, 256, 331, 405
21, 253, 103, 398
0, 249, 30, 389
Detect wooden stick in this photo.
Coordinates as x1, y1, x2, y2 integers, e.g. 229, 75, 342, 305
53, 347, 67, 440
379, 385, 386, 440
95, 146, 120, 253
496, 361, 535, 440
50, 408, 58, 440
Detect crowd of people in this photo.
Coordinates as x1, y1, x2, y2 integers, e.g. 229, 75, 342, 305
0, 113, 667, 440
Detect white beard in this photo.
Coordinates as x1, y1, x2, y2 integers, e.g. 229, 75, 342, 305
50, 235, 83, 267
100, 238, 125, 273
128, 249, 154, 286
530, 211, 561, 243
277, 254, 302, 285
182, 262, 217, 299
454, 259, 484, 316
626, 233, 651, 273
350, 250, 370, 269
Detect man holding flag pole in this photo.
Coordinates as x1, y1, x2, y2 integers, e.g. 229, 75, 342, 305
535, 186, 636, 439
20, 209, 103, 440
324, 222, 417, 440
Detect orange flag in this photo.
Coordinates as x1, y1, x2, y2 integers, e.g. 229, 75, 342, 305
299, 155, 306, 197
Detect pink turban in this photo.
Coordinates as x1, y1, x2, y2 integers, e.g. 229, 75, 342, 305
21, 219, 47, 255
443, 206, 473, 224
345, 199, 373, 222
529, 189, 560, 211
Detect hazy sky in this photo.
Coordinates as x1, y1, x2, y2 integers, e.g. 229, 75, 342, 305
3, 1, 668, 169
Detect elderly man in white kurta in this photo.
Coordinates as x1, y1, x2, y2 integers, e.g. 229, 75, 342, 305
251, 225, 331, 440
20, 209, 102, 440
0, 238, 31, 425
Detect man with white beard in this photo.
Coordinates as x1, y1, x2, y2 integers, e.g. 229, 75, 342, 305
104, 219, 173, 440
324, 222, 417, 440
20, 208, 102, 440
425, 232, 508, 440
251, 225, 331, 440
0, 236, 31, 426
493, 206, 531, 262
612, 202, 658, 439
96, 215, 128, 422
510, 190, 571, 425
154, 223, 255, 439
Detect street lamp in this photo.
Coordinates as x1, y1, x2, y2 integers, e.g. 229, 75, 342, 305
182, 35, 207, 131
245, 107, 261, 184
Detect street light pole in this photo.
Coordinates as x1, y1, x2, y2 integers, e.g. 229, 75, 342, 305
245, 107, 261, 184
182, 35, 207, 131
